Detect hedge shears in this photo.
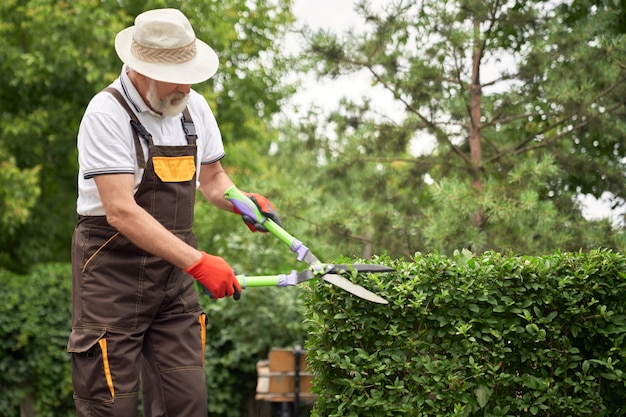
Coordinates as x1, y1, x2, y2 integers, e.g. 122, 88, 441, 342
225, 186, 391, 304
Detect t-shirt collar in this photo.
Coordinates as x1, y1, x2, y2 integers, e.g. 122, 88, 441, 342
120, 65, 158, 116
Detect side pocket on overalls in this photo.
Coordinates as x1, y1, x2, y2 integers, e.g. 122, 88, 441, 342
67, 327, 115, 403
81, 231, 121, 276
199, 313, 207, 366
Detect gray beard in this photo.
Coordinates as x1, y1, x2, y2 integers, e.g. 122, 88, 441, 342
146, 80, 190, 117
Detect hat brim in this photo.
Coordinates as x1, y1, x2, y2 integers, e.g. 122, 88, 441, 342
115, 26, 219, 84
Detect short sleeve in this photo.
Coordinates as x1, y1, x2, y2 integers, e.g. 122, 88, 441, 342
77, 93, 137, 179
187, 92, 225, 165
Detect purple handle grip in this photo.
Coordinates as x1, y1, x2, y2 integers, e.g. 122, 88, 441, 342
231, 199, 259, 222
277, 270, 298, 287
290, 238, 309, 262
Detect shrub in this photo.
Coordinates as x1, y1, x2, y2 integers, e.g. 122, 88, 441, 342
304, 250, 626, 417
0, 263, 307, 417
0, 263, 74, 417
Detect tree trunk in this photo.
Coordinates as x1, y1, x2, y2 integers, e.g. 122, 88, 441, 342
470, 17, 486, 228
362, 231, 373, 259
20, 395, 34, 417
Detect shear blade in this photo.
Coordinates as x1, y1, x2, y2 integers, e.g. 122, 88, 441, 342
322, 274, 388, 305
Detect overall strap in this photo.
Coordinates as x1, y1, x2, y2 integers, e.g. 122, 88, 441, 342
181, 107, 198, 145
105, 87, 198, 147
104, 87, 147, 168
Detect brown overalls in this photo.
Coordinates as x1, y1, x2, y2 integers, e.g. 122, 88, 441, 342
68, 88, 208, 417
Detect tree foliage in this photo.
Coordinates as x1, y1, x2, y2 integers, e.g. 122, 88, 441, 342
273, 0, 626, 259
0, 0, 296, 273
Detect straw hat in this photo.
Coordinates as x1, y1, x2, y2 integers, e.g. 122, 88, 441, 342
115, 8, 219, 84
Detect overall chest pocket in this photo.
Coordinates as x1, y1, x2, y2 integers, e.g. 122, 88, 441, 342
152, 155, 196, 182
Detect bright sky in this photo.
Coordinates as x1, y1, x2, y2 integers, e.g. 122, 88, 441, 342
289, 0, 624, 224
286, 0, 403, 120
292, 0, 361, 32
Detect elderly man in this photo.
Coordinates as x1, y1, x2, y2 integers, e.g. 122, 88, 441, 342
67, 8, 280, 416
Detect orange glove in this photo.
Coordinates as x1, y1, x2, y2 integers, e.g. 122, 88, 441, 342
232, 192, 283, 233
185, 252, 241, 300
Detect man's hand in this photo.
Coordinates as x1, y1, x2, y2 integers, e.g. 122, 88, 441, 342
185, 252, 241, 300
232, 192, 283, 232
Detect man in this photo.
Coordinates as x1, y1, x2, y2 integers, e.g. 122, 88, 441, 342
67, 8, 281, 417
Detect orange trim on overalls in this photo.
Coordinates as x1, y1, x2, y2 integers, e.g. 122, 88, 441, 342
199, 314, 207, 366
82, 232, 120, 273
98, 339, 115, 399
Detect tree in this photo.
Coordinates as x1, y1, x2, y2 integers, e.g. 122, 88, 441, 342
273, 0, 626, 259
0, 0, 296, 273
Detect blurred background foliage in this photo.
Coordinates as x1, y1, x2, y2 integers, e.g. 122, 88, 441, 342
1, 0, 626, 415
1, 0, 625, 272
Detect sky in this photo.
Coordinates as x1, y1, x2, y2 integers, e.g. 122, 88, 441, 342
286, 0, 402, 121
288, 0, 624, 224
292, 0, 361, 31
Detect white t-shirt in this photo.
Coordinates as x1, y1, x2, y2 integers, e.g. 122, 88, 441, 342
76, 66, 225, 215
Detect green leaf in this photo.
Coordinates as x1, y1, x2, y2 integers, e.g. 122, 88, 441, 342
475, 384, 493, 408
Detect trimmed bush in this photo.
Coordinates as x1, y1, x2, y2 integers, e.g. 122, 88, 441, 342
0, 263, 74, 417
0, 264, 306, 417
304, 250, 626, 417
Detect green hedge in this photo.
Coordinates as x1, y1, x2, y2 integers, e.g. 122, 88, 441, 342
304, 250, 626, 417
0, 263, 306, 417
0, 264, 74, 417
4, 250, 626, 417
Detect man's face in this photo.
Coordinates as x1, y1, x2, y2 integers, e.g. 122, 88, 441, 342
146, 79, 191, 117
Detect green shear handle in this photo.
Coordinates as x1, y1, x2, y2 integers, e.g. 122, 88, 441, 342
225, 186, 390, 304
224, 186, 313, 262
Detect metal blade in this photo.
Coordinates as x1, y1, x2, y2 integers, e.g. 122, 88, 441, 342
301, 250, 321, 265
322, 274, 388, 305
